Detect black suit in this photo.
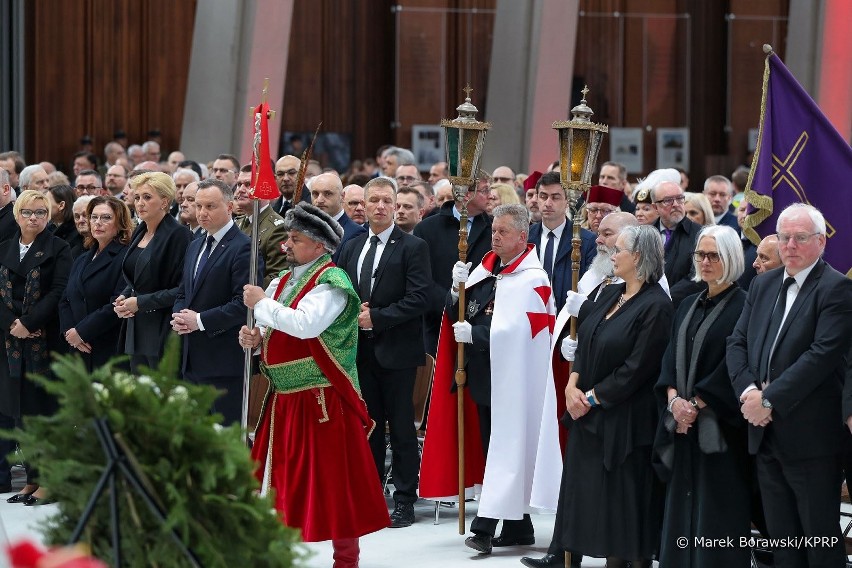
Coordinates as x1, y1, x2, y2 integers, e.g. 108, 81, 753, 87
119, 215, 192, 370
52, 221, 85, 259
0, 204, 16, 242
656, 217, 703, 307
738, 236, 757, 290
527, 220, 596, 312
413, 201, 493, 354
174, 224, 251, 424
59, 240, 128, 371
716, 210, 740, 231
727, 261, 852, 567
337, 226, 431, 505
331, 211, 366, 264
270, 185, 310, 216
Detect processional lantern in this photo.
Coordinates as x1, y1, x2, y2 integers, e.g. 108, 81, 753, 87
439, 85, 491, 536
442, 85, 491, 201
552, 85, 608, 196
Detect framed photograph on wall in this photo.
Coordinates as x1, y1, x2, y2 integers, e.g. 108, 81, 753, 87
609, 127, 644, 173
412, 125, 445, 171
656, 128, 689, 170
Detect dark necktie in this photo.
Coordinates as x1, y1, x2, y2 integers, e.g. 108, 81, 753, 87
280, 200, 292, 216
194, 235, 215, 281
543, 231, 555, 282
359, 235, 380, 301
763, 276, 796, 380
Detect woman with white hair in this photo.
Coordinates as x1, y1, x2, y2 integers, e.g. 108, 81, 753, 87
555, 225, 674, 567
653, 225, 751, 567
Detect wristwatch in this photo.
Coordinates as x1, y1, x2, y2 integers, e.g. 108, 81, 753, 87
761, 396, 773, 409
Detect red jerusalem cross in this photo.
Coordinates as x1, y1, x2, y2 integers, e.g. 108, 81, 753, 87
527, 285, 555, 339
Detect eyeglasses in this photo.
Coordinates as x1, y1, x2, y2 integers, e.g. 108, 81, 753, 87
275, 169, 298, 178
396, 175, 417, 183
693, 251, 721, 263
211, 167, 235, 175
89, 214, 114, 224
20, 209, 49, 219
492, 176, 513, 183
586, 207, 614, 216
654, 195, 686, 207
346, 200, 365, 208
777, 232, 820, 245
76, 185, 101, 193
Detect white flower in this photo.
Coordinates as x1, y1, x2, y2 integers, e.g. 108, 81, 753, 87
92, 382, 109, 402
167, 385, 189, 403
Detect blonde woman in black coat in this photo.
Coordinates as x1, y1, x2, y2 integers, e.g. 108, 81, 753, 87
0, 190, 72, 505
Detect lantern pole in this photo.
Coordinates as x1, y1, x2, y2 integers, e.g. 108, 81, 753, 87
440, 85, 490, 535
551, 85, 607, 568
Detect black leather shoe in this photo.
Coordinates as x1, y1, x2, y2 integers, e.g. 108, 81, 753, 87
492, 534, 535, 547
465, 533, 493, 554
520, 554, 565, 568
6, 490, 36, 504
389, 501, 415, 528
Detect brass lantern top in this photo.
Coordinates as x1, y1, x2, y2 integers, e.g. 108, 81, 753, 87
552, 85, 608, 194
441, 86, 492, 188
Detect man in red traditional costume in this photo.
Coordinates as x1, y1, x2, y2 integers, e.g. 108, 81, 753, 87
240, 203, 389, 568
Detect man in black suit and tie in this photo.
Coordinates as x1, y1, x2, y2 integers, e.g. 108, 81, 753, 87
271, 155, 310, 216
528, 171, 597, 312
652, 180, 702, 306
413, 174, 493, 354
309, 172, 366, 264
336, 176, 431, 529
728, 203, 852, 568
172, 179, 251, 425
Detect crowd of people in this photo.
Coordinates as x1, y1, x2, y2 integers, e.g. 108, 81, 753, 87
0, 137, 850, 568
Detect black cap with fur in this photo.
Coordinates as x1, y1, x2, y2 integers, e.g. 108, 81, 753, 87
284, 203, 344, 252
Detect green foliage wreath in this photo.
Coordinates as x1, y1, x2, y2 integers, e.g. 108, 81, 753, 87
10, 341, 305, 567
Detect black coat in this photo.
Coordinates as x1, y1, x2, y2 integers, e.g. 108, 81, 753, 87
528, 220, 596, 311
445, 277, 495, 406
119, 215, 191, 359
331, 211, 367, 264
657, 217, 703, 307
570, 282, 674, 465
0, 229, 72, 417
59, 240, 128, 371
0, 204, 16, 242
653, 286, 752, 567
727, 261, 852, 460
336, 226, 431, 370
413, 201, 493, 354
52, 221, 85, 259
173, 224, 250, 380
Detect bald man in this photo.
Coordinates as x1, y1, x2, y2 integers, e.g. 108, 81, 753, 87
272, 154, 310, 216
310, 172, 366, 262
753, 234, 782, 274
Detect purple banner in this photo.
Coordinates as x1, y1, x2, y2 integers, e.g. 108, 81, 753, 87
743, 51, 852, 276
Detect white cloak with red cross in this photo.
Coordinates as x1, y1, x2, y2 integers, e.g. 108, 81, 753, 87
420, 244, 562, 519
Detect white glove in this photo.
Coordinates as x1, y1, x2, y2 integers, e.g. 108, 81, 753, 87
452, 321, 473, 344
564, 290, 587, 318
560, 337, 578, 362
451, 261, 472, 289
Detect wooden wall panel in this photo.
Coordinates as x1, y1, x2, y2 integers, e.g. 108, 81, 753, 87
281, 0, 495, 165
25, 0, 196, 171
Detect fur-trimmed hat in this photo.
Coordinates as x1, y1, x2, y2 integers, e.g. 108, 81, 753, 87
284, 203, 344, 252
